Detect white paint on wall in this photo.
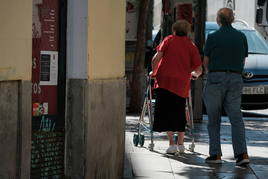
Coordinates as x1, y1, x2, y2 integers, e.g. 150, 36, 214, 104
66, 0, 88, 79
234, 0, 256, 27
153, 0, 162, 30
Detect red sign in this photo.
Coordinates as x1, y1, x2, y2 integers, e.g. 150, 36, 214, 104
32, 0, 59, 115
176, 3, 193, 24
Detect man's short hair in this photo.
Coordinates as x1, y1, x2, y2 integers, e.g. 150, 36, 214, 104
172, 20, 191, 36
217, 8, 234, 26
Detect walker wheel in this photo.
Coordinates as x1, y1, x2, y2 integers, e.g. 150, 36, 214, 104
189, 143, 195, 152
133, 134, 139, 146
148, 143, 154, 151
139, 135, 145, 147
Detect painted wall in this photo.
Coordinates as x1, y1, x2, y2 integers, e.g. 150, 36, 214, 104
88, 0, 126, 79
207, 0, 256, 27
0, 0, 32, 81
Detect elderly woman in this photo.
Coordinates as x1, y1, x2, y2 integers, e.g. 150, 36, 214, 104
151, 20, 202, 154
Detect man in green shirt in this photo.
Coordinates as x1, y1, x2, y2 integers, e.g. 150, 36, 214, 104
203, 8, 249, 166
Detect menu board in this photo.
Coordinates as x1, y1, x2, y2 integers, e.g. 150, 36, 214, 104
31, 116, 64, 178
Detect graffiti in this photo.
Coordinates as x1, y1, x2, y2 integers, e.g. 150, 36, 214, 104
39, 115, 55, 132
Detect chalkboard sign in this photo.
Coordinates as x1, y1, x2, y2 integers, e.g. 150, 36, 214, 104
31, 116, 64, 179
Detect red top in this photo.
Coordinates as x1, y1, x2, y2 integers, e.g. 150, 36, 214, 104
154, 35, 202, 98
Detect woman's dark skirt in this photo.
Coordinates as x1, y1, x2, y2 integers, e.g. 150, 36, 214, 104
153, 88, 187, 132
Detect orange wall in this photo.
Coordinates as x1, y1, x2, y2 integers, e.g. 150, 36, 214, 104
88, 0, 126, 79
0, 0, 32, 81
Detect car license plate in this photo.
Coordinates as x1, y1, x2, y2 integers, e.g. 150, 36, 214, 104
242, 86, 265, 94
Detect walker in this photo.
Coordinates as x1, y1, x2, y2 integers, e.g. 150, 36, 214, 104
133, 75, 155, 151
133, 76, 195, 152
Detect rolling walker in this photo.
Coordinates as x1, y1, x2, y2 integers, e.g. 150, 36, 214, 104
133, 76, 195, 152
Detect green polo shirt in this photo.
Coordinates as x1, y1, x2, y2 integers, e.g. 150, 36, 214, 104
204, 24, 248, 73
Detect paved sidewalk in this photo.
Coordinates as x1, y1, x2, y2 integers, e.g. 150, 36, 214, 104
124, 114, 268, 179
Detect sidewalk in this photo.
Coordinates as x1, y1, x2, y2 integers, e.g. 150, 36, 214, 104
124, 114, 268, 179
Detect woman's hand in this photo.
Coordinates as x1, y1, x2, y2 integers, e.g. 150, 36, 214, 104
149, 71, 156, 79
191, 66, 203, 80
191, 71, 199, 80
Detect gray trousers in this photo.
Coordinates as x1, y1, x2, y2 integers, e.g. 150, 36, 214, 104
203, 72, 248, 157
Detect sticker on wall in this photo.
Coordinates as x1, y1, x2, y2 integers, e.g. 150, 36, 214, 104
42, 102, 48, 115
32, 102, 49, 116
39, 51, 58, 86
33, 103, 41, 116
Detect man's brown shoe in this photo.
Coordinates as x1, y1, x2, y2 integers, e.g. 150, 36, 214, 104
205, 155, 223, 164
236, 153, 250, 166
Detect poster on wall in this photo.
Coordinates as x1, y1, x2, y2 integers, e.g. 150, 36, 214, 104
176, 3, 193, 24
32, 0, 59, 116
39, 51, 58, 86
224, 0, 235, 11
126, 0, 139, 41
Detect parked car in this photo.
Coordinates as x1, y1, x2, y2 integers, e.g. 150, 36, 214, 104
205, 20, 268, 110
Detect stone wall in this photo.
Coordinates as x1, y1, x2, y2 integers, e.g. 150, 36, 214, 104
0, 81, 31, 179
66, 79, 126, 179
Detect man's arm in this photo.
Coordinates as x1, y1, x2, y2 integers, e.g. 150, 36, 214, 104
203, 56, 209, 74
